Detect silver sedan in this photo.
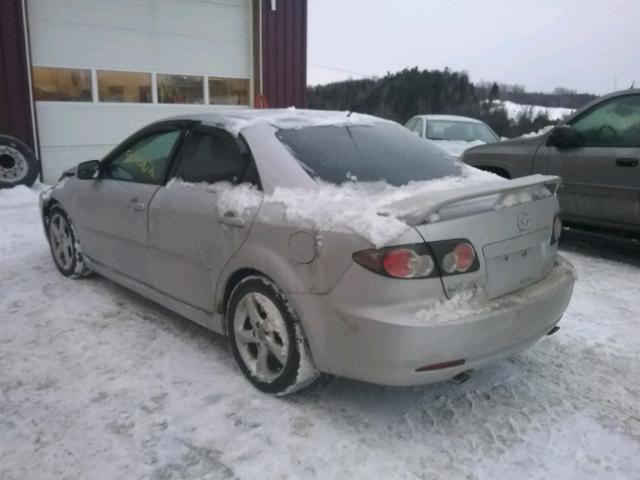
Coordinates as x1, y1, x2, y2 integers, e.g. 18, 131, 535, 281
40, 109, 576, 395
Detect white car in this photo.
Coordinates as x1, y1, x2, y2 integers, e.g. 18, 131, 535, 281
405, 114, 500, 158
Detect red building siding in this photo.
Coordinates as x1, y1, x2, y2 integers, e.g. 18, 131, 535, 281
0, 0, 34, 148
261, 0, 307, 108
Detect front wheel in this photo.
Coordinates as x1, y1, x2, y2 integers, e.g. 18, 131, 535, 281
227, 276, 319, 395
47, 206, 92, 278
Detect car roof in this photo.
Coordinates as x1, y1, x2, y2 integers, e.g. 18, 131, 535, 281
414, 114, 483, 123
161, 108, 393, 136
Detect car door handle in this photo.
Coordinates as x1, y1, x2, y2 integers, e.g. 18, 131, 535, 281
615, 158, 638, 167
128, 200, 146, 212
218, 211, 245, 227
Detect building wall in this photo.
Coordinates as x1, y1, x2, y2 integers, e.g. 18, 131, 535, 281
28, 0, 254, 183
0, 0, 35, 148
261, 0, 307, 108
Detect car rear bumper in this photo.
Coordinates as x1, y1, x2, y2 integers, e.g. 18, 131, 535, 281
290, 255, 576, 386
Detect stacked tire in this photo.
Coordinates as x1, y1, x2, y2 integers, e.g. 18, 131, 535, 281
0, 135, 39, 189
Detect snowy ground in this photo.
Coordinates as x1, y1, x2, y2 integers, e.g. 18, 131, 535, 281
1, 185, 639, 480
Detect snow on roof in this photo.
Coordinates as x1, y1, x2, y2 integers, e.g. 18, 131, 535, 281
164, 108, 393, 136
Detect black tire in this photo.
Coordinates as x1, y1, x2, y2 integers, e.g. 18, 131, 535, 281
46, 205, 92, 279
0, 135, 39, 188
227, 276, 319, 395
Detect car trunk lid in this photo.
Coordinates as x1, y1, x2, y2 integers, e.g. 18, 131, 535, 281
381, 175, 561, 299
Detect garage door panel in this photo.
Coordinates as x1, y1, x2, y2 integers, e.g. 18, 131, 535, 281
29, 0, 251, 77
27, 0, 253, 183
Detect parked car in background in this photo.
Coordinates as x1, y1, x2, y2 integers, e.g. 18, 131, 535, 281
462, 89, 640, 235
405, 114, 500, 158
40, 109, 575, 395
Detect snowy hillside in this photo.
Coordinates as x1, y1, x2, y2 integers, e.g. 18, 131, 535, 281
494, 100, 575, 122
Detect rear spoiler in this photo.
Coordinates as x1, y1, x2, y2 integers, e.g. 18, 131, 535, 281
380, 174, 561, 226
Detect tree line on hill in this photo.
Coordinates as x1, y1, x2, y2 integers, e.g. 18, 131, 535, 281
307, 67, 598, 138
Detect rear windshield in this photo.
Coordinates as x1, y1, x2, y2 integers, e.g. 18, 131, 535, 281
276, 123, 461, 186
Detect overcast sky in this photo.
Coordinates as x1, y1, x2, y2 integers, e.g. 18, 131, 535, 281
307, 0, 640, 94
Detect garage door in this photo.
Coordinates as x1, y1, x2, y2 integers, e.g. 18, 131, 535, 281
27, 0, 253, 183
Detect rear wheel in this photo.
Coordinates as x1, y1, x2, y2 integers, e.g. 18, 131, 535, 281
227, 276, 319, 395
0, 135, 39, 188
47, 206, 91, 278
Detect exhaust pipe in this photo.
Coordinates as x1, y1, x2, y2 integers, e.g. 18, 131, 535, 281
450, 370, 473, 385
547, 326, 560, 336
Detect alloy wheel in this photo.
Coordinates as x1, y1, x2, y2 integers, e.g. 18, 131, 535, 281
233, 292, 290, 383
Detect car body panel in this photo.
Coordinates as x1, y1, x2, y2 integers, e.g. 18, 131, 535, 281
40, 109, 576, 387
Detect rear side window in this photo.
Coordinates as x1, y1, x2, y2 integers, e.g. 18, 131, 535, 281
172, 131, 247, 184
276, 123, 460, 186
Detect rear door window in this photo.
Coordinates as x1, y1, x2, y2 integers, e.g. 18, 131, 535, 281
171, 130, 249, 184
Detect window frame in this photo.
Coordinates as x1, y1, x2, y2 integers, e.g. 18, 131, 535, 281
99, 121, 191, 185
413, 118, 425, 137
566, 93, 640, 148
32, 66, 93, 103
168, 125, 262, 189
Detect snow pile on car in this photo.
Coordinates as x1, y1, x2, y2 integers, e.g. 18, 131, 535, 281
167, 179, 263, 215
265, 165, 501, 247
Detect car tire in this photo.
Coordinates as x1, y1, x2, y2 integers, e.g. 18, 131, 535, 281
46, 205, 92, 279
227, 276, 319, 395
0, 135, 39, 189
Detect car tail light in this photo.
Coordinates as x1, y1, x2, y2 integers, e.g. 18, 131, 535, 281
551, 214, 562, 245
441, 242, 476, 274
353, 239, 478, 279
354, 245, 435, 279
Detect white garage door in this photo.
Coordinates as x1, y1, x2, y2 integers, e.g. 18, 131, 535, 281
27, 0, 253, 183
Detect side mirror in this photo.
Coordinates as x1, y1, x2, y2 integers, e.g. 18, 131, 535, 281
77, 160, 101, 180
547, 125, 579, 149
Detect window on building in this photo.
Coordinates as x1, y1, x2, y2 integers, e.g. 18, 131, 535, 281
209, 78, 250, 105
157, 74, 204, 104
98, 70, 152, 103
32, 67, 92, 102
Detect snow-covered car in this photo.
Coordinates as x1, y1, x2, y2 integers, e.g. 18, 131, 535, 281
405, 114, 500, 158
39, 109, 576, 395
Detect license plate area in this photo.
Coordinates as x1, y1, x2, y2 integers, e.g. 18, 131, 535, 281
483, 229, 549, 299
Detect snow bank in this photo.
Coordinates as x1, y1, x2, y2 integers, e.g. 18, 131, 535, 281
518, 125, 554, 138
0, 184, 41, 206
